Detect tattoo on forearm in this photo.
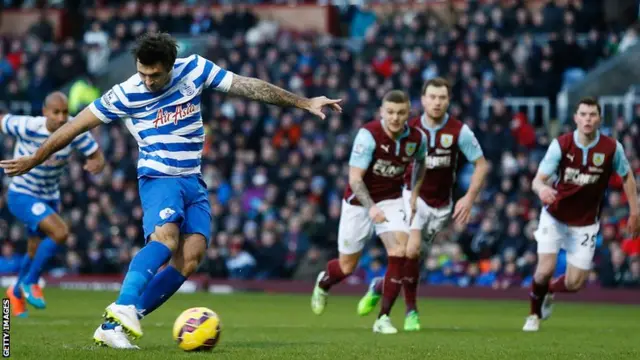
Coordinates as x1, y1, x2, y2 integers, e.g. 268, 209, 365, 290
229, 75, 309, 109
412, 161, 426, 190
352, 180, 375, 209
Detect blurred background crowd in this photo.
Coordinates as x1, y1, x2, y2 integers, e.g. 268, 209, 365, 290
0, 0, 639, 290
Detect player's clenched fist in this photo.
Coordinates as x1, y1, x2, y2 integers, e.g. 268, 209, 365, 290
538, 185, 557, 205
368, 205, 387, 224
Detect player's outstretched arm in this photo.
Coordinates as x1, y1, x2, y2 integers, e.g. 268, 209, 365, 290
0, 107, 103, 177
227, 74, 342, 119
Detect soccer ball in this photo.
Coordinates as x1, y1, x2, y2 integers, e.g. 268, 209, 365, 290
172, 307, 222, 351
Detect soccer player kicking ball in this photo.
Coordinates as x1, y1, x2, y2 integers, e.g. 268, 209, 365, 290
1, 92, 105, 317
357, 78, 487, 331
311, 90, 428, 334
523, 97, 639, 332
1, 32, 341, 349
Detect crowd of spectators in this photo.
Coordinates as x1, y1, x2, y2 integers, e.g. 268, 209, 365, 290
0, 1, 639, 290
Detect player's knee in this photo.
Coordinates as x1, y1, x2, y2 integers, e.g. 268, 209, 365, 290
338, 256, 358, 275
387, 245, 406, 258
26, 239, 39, 258
50, 224, 69, 244
533, 267, 553, 284
565, 276, 586, 292
151, 224, 180, 252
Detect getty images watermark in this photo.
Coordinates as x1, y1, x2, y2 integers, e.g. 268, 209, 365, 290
2, 298, 9, 358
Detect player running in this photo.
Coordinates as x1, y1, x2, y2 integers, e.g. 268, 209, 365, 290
523, 97, 639, 332
1, 92, 105, 317
0, 32, 341, 349
310, 90, 428, 334
357, 77, 488, 331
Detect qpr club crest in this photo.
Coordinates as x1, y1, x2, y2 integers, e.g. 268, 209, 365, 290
592, 152, 605, 167
440, 134, 453, 149
179, 81, 196, 97
405, 142, 417, 156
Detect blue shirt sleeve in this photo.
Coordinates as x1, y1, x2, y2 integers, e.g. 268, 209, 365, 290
0, 114, 24, 138
416, 129, 427, 161
349, 128, 376, 169
538, 139, 562, 176
458, 125, 483, 162
613, 141, 630, 177
88, 86, 129, 124
71, 131, 99, 156
199, 55, 233, 92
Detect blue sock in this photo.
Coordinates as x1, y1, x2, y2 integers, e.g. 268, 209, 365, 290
13, 254, 33, 298
22, 238, 60, 285
115, 241, 172, 306
136, 265, 186, 318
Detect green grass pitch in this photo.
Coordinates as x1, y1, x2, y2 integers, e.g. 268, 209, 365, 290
6, 288, 640, 359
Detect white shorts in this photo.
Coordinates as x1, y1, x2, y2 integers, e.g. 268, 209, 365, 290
534, 209, 599, 270
402, 189, 452, 237
337, 198, 409, 255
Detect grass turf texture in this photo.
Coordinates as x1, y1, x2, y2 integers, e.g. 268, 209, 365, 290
7, 288, 639, 359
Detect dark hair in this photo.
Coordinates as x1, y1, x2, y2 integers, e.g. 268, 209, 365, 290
421, 77, 451, 95
382, 90, 410, 104
576, 96, 601, 115
132, 32, 178, 72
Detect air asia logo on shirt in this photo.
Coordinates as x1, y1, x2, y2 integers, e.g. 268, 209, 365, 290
152, 103, 196, 128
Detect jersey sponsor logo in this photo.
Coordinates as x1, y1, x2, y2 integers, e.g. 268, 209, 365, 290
152, 103, 196, 128
405, 142, 417, 156
592, 153, 605, 167
372, 159, 406, 177
563, 167, 600, 185
440, 134, 453, 149
425, 155, 451, 169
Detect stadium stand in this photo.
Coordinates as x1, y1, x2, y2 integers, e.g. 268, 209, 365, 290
0, 0, 639, 290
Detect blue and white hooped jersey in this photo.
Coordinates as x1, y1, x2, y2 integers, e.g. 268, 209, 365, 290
89, 54, 233, 178
0, 114, 99, 200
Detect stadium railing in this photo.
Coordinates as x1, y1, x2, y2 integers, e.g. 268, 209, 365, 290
560, 42, 640, 119
481, 97, 551, 128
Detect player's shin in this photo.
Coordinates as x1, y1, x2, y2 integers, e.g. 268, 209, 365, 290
136, 265, 186, 319
318, 258, 350, 291
22, 237, 60, 285
13, 254, 33, 298
116, 241, 173, 306
403, 229, 422, 315
378, 255, 405, 318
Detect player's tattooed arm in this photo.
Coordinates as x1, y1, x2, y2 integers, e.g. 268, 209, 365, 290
348, 166, 375, 209
411, 160, 427, 193
228, 75, 342, 119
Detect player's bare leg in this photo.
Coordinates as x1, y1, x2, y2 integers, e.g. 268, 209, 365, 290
7, 237, 40, 317
524, 253, 556, 332
20, 214, 69, 309
312, 252, 361, 315
402, 228, 426, 331
372, 231, 407, 334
